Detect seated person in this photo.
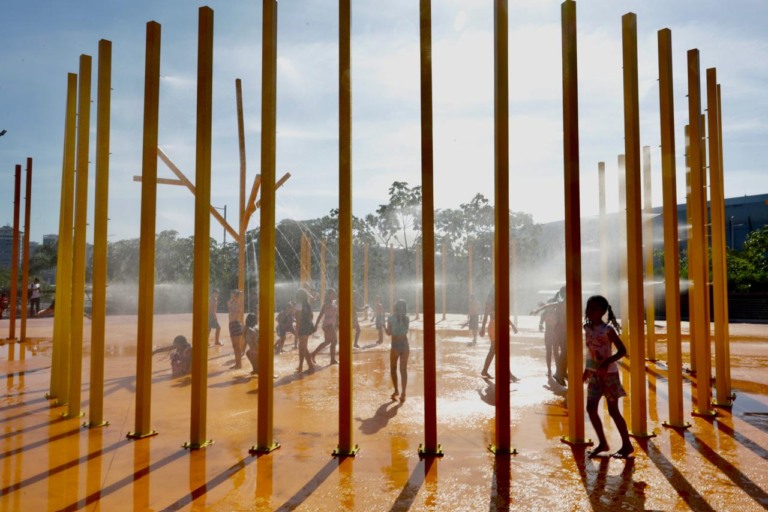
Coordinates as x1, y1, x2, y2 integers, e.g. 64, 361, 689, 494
170, 335, 192, 377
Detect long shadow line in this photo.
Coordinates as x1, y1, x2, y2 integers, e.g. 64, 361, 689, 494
0, 415, 68, 441
56, 448, 188, 512
0, 426, 82, 460
274, 459, 338, 511
0, 366, 51, 379
158, 457, 254, 511
0, 438, 128, 497
681, 430, 768, 508
389, 459, 427, 511
0, 398, 52, 421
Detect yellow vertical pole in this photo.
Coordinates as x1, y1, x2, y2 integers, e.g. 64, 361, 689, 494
20, 158, 32, 342
658, 29, 688, 429
686, 49, 714, 418
684, 124, 696, 374
187, 6, 214, 449
87, 39, 112, 428
441, 241, 446, 320
716, 84, 732, 396
598, 161, 608, 298
66, 54, 92, 419
389, 244, 394, 312
560, 0, 586, 446
642, 145, 656, 361
618, 154, 629, 346
414, 245, 420, 320
320, 239, 326, 305
419, 0, 441, 458
8, 165, 21, 341
252, 0, 279, 454
334, 0, 357, 457
363, 243, 369, 308
706, 68, 731, 407
622, 13, 650, 437
236, 79, 246, 314
128, 21, 161, 439
50, 73, 77, 403
491, 0, 513, 455
700, 112, 712, 361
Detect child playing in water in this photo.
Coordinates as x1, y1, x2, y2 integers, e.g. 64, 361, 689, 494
294, 288, 315, 373
170, 335, 192, 378
311, 288, 339, 365
208, 288, 222, 346
582, 295, 633, 459
228, 289, 245, 369
467, 294, 481, 345
374, 297, 385, 344
274, 301, 296, 354
479, 285, 519, 381
386, 299, 410, 402
244, 313, 259, 375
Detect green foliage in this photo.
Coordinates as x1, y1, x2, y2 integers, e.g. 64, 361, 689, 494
727, 226, 768, 292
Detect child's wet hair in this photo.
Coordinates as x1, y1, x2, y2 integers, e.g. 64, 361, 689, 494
395, 299, 407, 315
172, 335, 189, 348
245, 313, 257, 328
585, 295, 621, 332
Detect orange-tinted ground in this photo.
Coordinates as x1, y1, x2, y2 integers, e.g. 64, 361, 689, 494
1, 313, 767, 511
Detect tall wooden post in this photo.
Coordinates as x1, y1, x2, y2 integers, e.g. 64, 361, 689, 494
20, 158, 32, 342
716, 84, 732, 396
188, 7, 214, 449
642, 145, 656, 361
598, 162, 608, 297
658, 28, 688, 429
687, 49, 714, 418
334, 0, 357, 457
491, 0, 513, 455
67, 54, 92, 419
560, 0, 587, 446
252, 0, 279, 454
128, 22, 161, 439
684, 124, 696, 374
237, 79, 247, 313
419, 0, 442, 458
87, 39, 112, 429
622, 13, 650, 437
707, 68, 731, 407
50, 73, 77, 403
618, 154, 629, 346
8, 165, 21, 341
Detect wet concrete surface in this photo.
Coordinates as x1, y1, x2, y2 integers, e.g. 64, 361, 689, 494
0, 314, 767, 511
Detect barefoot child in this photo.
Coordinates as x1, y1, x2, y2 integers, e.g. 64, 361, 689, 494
228, 290, 245, 369
479, 286, 519, 381
582, 295, 633, 459
294, 288, 315, 373
208, 289, 222, 346
374, 297, 385, 344
244, 313, 259, 375
274, 301, 296, 354
311, 289, 339, 365
386, 299, 410, 402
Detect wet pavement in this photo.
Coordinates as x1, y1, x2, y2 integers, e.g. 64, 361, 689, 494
1, 314, 767, 511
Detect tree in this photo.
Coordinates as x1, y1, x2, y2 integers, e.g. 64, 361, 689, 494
374, 181, 422, 252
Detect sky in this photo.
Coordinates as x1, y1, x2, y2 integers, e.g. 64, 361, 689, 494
1, 0, 766, 245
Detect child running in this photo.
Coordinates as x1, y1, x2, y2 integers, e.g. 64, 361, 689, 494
294, 288, 315, 373
467, 294, 481, 345
275, 301, 296, 354
311, 288, 339, 365
374, 297, 385, 344
582, 295, 633, 459
386, 299, 410, 402
478, 285, 519, 381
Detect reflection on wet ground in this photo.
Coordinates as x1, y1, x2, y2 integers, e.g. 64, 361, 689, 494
0, 314, 767, 510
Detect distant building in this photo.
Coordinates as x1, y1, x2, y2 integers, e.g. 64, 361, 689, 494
43, 234, 58, 247
0, 225, 13, 269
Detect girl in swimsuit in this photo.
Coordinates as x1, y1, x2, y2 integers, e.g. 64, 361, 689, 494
385, 299, 410, 402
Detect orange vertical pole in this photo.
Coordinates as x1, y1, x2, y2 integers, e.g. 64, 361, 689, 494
642, 146, 656, 361
252, 0, 279, 454
20, 158, 32, 342
617, 154, 629, 345
686, 49, 714, 418
622, 13, 650, 437
658, 28, 688, 429
334, 0, 357, 457
491, 0, 513, 455
188, 6, 214, 449
598, 161, 608, 297
706, 68, 731, 408
419, 0, 441, 458
128, 22, 161, 439
50, 73, 77, 403
237, 78, 246, 314
8, 165, 21, 341
560, 0, 587, 446
87, 39, 112, 429
716, 84, 732, 396
66, 54, 92, 419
